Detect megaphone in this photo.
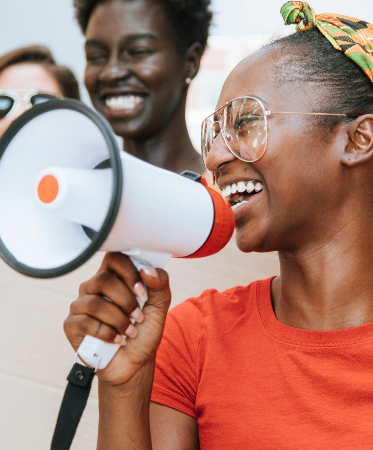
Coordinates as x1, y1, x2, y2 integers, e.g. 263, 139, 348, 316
0, 99, 234, 368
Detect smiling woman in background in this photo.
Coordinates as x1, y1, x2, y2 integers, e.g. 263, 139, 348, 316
0, 45, 80, 137
73, 0, 212, 175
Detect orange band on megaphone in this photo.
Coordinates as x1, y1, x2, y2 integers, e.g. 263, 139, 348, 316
183, 179, 235, 259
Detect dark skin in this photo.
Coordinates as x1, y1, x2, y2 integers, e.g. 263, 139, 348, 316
64, 46, 373, 448
84, 0, 205, 174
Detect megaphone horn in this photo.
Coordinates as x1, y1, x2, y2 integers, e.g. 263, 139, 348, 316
0, 99, 235, 367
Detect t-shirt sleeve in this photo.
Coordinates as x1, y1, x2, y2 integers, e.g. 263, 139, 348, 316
151, 293, 206, 419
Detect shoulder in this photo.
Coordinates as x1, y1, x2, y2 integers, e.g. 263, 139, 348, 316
152, 278, 273, 417
166, 277, 271, 330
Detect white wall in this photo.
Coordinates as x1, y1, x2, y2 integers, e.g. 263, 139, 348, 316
1, 0, 372, 103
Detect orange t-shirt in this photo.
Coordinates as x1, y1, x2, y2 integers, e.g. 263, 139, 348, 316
151, 277, 373, 449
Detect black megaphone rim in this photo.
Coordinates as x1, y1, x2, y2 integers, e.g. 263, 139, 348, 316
0, 98, 123, 278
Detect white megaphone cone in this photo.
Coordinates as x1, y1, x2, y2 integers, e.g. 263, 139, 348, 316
0, 99, 235, 368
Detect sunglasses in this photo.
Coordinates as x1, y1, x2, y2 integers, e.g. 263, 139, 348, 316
0, 89, 58, 120
201, 95, 352, 184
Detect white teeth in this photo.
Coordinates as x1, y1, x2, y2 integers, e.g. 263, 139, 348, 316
105, 95, 144, 111
255, 182, 263, 192
232, 201, 247, 211
237, 181, 246, 193
246, 181, 255, 193
221, 180, 263, 201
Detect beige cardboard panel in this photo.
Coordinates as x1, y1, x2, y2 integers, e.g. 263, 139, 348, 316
0, 373, 98, 450
0, 253, 104, 301
167, 236, 280, 307
0, 256, 103, 394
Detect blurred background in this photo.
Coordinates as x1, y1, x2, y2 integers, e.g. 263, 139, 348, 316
2, 0, 372, 149
0, 1, 372, 448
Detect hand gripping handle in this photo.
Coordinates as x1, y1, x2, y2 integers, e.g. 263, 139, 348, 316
77, 255, 170, 370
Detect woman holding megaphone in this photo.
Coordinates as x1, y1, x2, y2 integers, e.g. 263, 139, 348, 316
66, 2, 373, 449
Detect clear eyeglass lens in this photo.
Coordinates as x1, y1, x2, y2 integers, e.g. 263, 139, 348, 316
222, 97, 267, 162
201, 97, 268, 181
201, 119, 212, 162
0, 96, 14, 119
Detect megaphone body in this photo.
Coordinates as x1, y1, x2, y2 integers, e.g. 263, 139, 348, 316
0, 99, 235, 369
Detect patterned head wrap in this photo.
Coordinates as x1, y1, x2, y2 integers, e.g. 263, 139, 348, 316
280, 2, 373, 82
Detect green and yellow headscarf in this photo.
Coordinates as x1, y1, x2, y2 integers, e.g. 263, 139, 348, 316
280, 1, 373, 82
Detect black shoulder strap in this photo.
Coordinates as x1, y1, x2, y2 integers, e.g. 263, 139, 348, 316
50, 363, 96, 450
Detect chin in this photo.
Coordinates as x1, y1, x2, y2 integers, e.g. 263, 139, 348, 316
107, 119, 147, 140
235, 225, 275, 254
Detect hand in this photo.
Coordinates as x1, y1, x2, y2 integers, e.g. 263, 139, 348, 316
64, 252, 171, 386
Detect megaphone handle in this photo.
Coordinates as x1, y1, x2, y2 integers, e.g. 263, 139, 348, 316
77, 255, 167, 370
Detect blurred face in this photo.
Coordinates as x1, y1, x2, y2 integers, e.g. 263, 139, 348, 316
205, 48, 348, 253
84, 0, 187, 140
0, 63, 64, 137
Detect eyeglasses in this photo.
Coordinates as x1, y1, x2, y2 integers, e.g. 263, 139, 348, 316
0, 89, 58, 120
201, 95, 352, 184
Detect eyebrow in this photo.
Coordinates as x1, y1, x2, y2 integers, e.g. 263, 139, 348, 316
85, 33, 158, 48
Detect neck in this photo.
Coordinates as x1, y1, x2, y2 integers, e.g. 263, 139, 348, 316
122, 96, 204, 175
272, 215, 373, 331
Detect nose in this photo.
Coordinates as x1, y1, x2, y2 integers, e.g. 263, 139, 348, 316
205, 132, 237, 174
98, 55, 131, 84
12, 101, 27, 121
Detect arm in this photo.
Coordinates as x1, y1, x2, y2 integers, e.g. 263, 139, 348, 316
64, 252, 198, 449
97, 379, 199, 450
97, 364, 154, 450
150, 402, 200, 450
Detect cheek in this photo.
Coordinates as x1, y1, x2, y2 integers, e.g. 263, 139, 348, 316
138, 54, 183, 96
84, 67, 99, 100
0, 117, 13, 138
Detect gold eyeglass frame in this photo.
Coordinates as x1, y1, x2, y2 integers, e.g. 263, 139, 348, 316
201, 95, 353, 183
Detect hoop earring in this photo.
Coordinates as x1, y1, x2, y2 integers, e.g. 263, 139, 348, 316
185, 77, 192, 85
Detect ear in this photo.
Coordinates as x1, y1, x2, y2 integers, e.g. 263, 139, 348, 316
341, 115, 373, 167
183, 42, 203, 83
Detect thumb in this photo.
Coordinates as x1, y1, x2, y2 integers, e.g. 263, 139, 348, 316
140, 266, 171, 314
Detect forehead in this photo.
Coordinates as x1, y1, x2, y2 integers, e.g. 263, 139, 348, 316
217, 48, 275, 108
0, 63, 62, 94
216, 46, 303, 113
86, 0, 174, 43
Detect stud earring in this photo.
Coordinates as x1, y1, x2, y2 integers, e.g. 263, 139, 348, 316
185, 77, 192, 85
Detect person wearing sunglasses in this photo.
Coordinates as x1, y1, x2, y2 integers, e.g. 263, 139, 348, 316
0, 45, 80, 137
64, 2, 373, 449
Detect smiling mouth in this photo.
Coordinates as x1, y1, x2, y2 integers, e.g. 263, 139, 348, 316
104, 94, 145, 111
221, 180, 263, 210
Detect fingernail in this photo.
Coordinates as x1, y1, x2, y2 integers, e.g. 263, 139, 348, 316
130, 306, 144, 323
142, 266, 158, 278
114, 334, 126, 345
133, 282, 148, 308
125, 324, 137, 338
